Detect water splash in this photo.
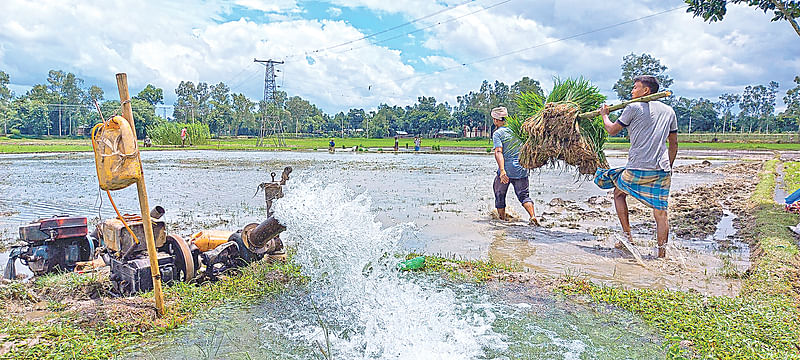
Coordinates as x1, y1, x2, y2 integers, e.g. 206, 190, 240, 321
272, 178, 505, 358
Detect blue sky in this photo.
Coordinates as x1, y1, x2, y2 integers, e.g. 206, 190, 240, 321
1, 0, 798, 114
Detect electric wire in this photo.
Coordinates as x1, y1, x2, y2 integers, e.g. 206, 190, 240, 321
273, 0, 513, 94
329, 0, 513, 56
285, 0, 481, 59
338, 5, 690, 95
268, 4, 686, 102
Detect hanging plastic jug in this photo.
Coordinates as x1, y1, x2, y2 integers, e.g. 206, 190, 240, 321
92, 115, 142, 191
398, 256, 425, 271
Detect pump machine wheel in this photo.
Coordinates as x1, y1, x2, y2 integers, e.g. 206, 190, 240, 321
163, 234, 195, 282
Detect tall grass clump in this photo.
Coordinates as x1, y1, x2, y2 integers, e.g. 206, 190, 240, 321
146, 121, 210, 145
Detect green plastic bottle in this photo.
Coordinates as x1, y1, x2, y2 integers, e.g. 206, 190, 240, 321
398, 256, 425, 271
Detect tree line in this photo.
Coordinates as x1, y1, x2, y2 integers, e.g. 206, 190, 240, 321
1, 53, 798, 139
0, 70, 161, 139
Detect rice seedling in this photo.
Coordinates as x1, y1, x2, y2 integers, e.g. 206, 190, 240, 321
510, 77, 608, 176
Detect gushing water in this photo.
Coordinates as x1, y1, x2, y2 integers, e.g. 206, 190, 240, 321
272, 178, 505, 358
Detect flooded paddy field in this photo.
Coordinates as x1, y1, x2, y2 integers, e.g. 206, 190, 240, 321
0, 149, 762, 358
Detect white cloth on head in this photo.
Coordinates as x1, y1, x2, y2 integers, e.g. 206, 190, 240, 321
491, 106, 508, 120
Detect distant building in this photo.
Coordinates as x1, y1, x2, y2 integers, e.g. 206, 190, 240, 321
76, 125, 90, 137
436, 130, 459, 138
463, 125, 488, 138
395, 130, 410, 138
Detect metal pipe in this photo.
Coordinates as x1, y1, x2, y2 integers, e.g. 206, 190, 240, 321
246, 216, 286, 249
150, 206, 165, 219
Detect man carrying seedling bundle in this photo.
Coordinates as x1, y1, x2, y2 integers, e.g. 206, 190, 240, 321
491, 106, 539, 226
595, 75, 678, 258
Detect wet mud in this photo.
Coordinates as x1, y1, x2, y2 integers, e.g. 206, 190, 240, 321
669, 170, 757, 239
489, 159, 762, 296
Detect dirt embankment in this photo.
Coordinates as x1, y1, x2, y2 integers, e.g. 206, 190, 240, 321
0, 270, 162, 332
0, 266, 292, 356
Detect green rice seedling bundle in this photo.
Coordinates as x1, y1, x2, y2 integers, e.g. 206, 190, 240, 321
507, 77, 608, 176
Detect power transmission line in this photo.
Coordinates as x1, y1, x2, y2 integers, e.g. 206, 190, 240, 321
272, 4, 686, 102
228, 67, 264, 93
330, 0, 513, 56
339, 5, 690, 95
272, 0, 514, 100
285, 0, 481, 60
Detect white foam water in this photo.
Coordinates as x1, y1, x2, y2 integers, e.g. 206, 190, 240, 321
272, 178, 505, 358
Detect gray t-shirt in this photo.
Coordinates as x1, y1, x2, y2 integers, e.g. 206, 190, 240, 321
617, 101, 678, 171
492, 126, 527, 179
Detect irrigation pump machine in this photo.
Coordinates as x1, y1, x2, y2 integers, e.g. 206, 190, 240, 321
93, 206, 195, 295
4, 216, 97, 279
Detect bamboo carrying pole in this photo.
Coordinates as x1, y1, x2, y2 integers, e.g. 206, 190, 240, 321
578, 90, 672, 119
115, 73, 166, 316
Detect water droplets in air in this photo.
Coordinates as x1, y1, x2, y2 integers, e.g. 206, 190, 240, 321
272, 177, 504, 358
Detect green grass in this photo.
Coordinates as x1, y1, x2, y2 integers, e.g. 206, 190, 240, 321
741, 205, 800, 299
187, 137, 492, 150
0, 137, 493, 154
559, 159, 800, 359
751, 159, 779, 205
0, 143, 93, 153
559, 279, 800, 359
404, 253, 521, 282
4, 136, 800, 154
784, 161, 800, 193
0, 257, 303, 360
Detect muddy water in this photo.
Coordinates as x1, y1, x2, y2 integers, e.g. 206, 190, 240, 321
132, 283, 666, 359
131, 176, 666, 359
0, 150, 739, 294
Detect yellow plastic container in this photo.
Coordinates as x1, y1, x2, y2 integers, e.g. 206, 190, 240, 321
92, 116, 142, 191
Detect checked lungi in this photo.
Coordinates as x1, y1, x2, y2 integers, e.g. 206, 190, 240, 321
594, 168, 671, 210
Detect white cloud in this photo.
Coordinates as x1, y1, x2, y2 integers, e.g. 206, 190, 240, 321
327, 7, 343, 17
421, 55, 460, 69
234, 0, 298, 13
327, 0, 445, 17
0, 0, 797, 113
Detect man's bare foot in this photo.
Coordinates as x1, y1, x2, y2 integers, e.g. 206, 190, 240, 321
529, 217, 540, 226
614, 232, 633, 249
656, 245, 666, 258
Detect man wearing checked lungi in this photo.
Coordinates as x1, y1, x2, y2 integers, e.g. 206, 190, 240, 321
595, 75, 678, 258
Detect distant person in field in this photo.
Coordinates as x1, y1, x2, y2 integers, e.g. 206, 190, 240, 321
414, 136, 421, 151
329, 138, 335, 152
180, 127, 188, 147
594, 75, 678, 258
491, 106, 538, 226
394, 135, 399, 152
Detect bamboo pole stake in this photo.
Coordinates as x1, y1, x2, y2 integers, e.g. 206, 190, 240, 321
578, 90, 672, 119
116, 73, 166, 317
